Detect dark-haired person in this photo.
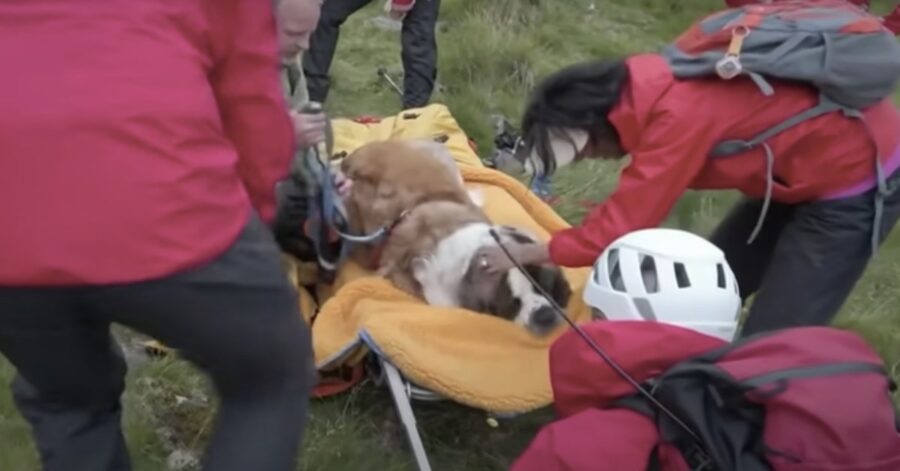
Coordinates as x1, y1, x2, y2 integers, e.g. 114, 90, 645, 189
0, 1, 314, 470
477, 53, 900, 338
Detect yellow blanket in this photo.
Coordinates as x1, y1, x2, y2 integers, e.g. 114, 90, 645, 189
310, 104, 593, 414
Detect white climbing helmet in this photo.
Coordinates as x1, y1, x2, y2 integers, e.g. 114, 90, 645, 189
583, 228, 741, 342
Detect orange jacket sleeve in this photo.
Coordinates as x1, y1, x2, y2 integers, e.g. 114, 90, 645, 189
210, 0, 295, 223
548, 111, 715, 267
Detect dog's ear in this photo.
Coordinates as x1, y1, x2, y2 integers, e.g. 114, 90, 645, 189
340, 145, 381, 181
458, 259, 490, 313
525, 264, 572, 308
497, 225, 538, 245
340, 151, 361, 179
459, 254, 521, 318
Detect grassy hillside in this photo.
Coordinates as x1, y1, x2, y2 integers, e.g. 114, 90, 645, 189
2, 1, 899, 470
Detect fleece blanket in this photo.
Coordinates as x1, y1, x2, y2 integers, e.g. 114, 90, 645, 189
311, 104, 594, 414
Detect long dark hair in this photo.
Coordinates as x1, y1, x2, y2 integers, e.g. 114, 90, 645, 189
520, 59, 629, 176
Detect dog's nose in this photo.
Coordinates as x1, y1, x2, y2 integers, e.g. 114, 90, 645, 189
532, 306, 558, 328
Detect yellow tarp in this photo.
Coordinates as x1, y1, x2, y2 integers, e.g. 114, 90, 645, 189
306, 104, 593, 414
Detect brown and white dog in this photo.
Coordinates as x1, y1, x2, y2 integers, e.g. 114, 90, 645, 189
339, 139, 571, 336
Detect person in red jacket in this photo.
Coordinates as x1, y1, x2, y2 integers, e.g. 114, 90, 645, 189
478, 53, 900, 338
725, 0, 900, 34
302, 0, 441, 109
0, 1, 314, 470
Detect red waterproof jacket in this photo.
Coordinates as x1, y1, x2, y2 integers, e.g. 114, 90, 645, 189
548, 53, 900, 267
0, 0, 294, 286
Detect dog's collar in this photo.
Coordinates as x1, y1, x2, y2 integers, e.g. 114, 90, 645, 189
368, 209, 412, 270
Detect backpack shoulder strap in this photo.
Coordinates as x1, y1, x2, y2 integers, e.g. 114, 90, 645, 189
708, 95, 889, 255
709, 96, 844, 158
838, 107, 892, 257
706, 97, 843, 245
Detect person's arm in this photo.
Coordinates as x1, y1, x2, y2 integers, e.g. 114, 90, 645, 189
210, 0, 295, 224
548, 111, 715, 267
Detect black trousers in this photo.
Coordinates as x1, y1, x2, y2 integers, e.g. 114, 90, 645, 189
302, 0, 440, 109
0, 214, 314, 471
710, 168, 900, 338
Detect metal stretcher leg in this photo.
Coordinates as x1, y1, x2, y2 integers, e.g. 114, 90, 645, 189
381, 358, 433, 471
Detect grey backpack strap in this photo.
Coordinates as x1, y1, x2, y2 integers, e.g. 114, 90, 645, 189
710, 97, 844, 158
709, 97, 846, 245
744, 143, 775, 245
842, 108, 890, 258
747, 72, 774, 97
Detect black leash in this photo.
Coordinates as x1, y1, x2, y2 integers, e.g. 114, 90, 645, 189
486, 228, 710, 455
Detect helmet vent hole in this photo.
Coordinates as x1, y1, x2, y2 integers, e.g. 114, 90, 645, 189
639, 254, 659, 294
716, 263, 727, 289
607, 249, 625, 292
674, 262, 691, 288
632, 297, 657, 321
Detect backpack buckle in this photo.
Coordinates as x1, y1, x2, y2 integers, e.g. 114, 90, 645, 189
716, 55, 743, 79
716, 26, 750, 80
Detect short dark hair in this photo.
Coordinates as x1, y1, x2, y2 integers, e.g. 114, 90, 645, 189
520, 58, 628, 176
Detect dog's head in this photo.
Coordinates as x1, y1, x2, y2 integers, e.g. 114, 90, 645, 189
458, 226, 572, 336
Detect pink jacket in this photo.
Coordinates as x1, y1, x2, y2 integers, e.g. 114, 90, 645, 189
0, 0, 295, 286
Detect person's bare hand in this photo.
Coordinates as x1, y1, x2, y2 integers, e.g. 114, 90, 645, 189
290, 110, 327, 149
332, 169, 353, 197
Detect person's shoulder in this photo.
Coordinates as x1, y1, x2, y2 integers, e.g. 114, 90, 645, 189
623, 53, 675, 85
625, 53, 724, 122
615, 53, 694, 122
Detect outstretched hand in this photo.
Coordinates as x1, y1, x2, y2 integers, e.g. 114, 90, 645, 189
332, 169, 353, 198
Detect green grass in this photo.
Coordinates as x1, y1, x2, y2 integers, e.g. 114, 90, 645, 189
2, 1, 900, 470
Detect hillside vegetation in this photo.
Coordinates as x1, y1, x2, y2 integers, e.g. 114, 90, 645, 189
1, 1, 898, 470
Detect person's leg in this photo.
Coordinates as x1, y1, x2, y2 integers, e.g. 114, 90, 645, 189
739, 172, 900, 337
87, 213, 315, 471
707, 198, 796, 301
302, 0, 372, 103
399, 0, 440, 109
0, 289, 130, 471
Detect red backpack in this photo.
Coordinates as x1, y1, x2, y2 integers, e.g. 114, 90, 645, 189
543, 321, 900, 471
661, 0, 900, 251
